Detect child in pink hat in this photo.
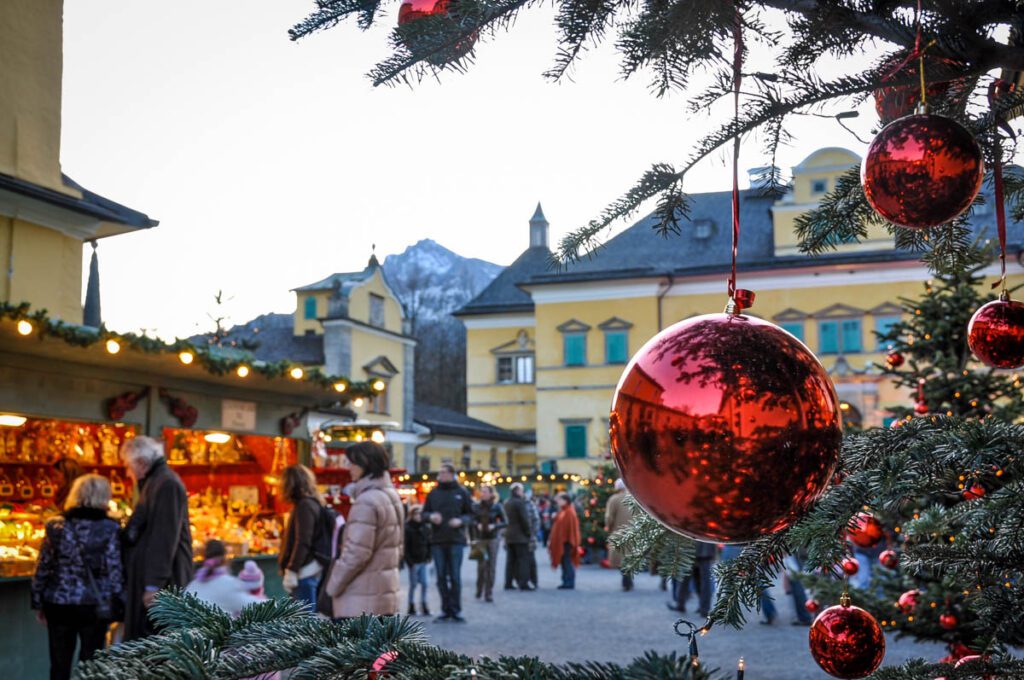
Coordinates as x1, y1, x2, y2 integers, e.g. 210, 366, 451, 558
238, 560, 265, 598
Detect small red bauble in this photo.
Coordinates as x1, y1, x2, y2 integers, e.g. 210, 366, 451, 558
889, 419, 903, 429
874, 52, 969, 124
885, 351, 905, 368
914, 401, 930, 415
397, 0, 476, 65
861, 114, 984, 229
841, 557, 860, 576
587, 536, 595, 545
897, 589, 920, 613
963, 483, 986, 500
809, 597, 886, 679
369, 650, 398, 679
610, 313, 842, 543
939, 612, 958, 630
848, 512, 884, 549
967, 297, 1024, 369
805, 599, 821, 614
879, 549, 899, 569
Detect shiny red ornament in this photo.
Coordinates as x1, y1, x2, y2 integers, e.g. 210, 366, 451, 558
879, 549, 899, 569
861, 114, 984, 229
885, 351, 905, 368
939, 612, 958, 630
809, 598, 886, 679
874, 52, 969, 124
914, 401, 930, 415
968, 297, 1024, 369
805, 599, 822, 614
848, 513, 884, 549
397, 0, 476, 65
609, 312, 842, 543
369, 650, 398, 680
897, 589, 920, 613
841, 557, 860, 576
963, 483, 986, 501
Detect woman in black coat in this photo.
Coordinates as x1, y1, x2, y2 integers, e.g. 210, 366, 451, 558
31, 474, 124, 680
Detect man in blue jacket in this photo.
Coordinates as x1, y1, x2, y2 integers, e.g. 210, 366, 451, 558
422, 464, 473, 622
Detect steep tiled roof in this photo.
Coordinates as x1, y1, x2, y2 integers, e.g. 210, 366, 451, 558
190, 313, 325, 365
454, 246, 553, 316
414, 403, 535, 444
0, 172, 158, 230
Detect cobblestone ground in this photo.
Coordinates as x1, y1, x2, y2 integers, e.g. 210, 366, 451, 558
402, 545, 944, 679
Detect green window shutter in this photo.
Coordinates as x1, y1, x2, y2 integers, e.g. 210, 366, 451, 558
304, 296, 317, 320
841, 319, 862, 353
564, 334, 586, 366
819, 321, 838, 354
565, 425, 587, 458
781, 322, 804, 342
605, 331, 628, 364
874, 316, 900, 348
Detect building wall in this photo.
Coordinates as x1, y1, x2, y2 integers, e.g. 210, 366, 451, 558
0, 216, 84, 322
0, 0, 72, 195
415, 436, 535, 475
347, 269, 404, 335
349, 327, 407, 426
293, 290, 331, 336
465, 322, 537, 432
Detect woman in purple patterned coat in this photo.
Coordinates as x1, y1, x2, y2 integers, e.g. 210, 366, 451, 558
31, 474, 124, 680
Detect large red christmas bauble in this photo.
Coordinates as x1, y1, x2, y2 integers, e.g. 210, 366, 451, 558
848, 513, 884, 548
879, 549, 899, 569
809, 600, 886, 679
397, 0, 475, 64
874, 53, 969, 124
963, 483, 986, 500
967, 297, 1024, 369
897, 589, 920, 613
609, 313, 842, 543
861, 114, 984, 229
939, 612, 958, 630
914, 401, 930, 415
841, 557, 860, 576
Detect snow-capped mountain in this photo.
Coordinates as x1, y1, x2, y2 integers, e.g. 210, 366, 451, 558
382, 239, 501, 323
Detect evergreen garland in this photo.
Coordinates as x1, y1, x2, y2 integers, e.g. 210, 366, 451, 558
0, 302, 377, 401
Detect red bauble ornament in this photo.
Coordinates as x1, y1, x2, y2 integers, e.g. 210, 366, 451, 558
587, 536, 596, 545
809, 597, 886, 679
914, 401, 930, 415
848, 513, 884, 549
609, 313, 842, 543
897, 589, 920, 613
805, 598, 822, 614
879, 549, 899, 569
369, 650, 398, 679
968, 297, 1024, 369
861, 114, 984, 229
963, 483, 986, 500
939, 612, 958, 630
885, 351, 905, 368
397, 0, 476, 65
841, 557, 860, 576
874, 52, 969, 124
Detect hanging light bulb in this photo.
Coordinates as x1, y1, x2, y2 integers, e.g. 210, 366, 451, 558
16, 320, 32, 336
105, 339, 121, 354
353, 397, 365, 407
333, 381, 347, 393
236, 365, 250, 378
204, 432, 231, 444
371, 430, 386, 443
289, 367, 304, 380
178, 351, 195, 365
372, 379, 386, 392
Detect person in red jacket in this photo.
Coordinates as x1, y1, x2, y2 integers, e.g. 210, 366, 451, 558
547, 492, 581, 590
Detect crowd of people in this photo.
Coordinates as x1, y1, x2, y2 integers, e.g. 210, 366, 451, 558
31, 438, 814, 680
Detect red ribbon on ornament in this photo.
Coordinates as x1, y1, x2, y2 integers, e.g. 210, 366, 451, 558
727, 6, 754, 312
988, 79, 1011, 292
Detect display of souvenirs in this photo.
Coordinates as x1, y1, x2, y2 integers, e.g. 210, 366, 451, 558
0, 504, 53, 577
0, 418, 134, 465
167, 430, 254, 466
188, 487, 274, 558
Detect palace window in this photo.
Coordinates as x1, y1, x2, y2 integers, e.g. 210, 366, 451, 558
368, 380, 389, 414
781, 322, 805, 342
564, 424, 587, 458
812, 179, 828, 194
819, 319, 863, 354
369, 294, 385, 328
497, 354, 534, 384
874, 315, 901, 348
563, 334, 586, 366
303, 296, 317, 320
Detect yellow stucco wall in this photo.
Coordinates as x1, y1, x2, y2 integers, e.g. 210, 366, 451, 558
465, 324, 537, 431
415, 437, 535, 474
293, 291, 331, 336
347, 269, 405, 335
0, 0, 74, 195
0, 217, 83, 322
349, 327, 406, 426
773, 148, 892, 255
533, 298, 657, 369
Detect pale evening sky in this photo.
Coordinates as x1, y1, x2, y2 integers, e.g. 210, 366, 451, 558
58, 1, 1013, 339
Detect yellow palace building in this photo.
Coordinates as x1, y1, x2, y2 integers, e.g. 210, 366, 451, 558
456, 148, 1024, 477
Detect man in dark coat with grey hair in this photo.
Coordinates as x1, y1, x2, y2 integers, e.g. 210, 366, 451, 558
121, 436, 192, 640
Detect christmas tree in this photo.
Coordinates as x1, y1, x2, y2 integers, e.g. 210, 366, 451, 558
799, 251, 1024, 666
577, 463, 618, 562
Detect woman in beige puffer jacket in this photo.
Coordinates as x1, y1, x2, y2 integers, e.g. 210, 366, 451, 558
325, 442, 404, 618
